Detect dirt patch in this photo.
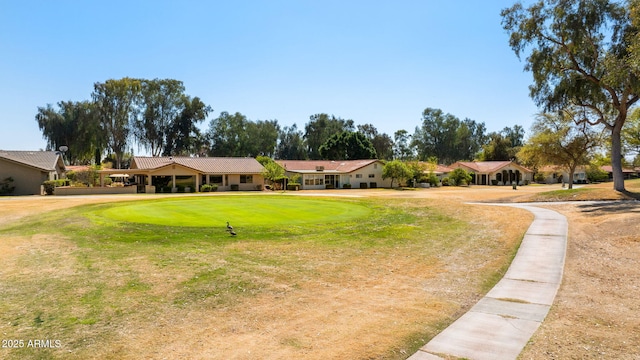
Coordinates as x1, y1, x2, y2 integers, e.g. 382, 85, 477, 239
519, 201, 640, 359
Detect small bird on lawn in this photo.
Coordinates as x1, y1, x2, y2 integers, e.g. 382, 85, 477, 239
226, 221, 233, 231
229, 229, 237, 236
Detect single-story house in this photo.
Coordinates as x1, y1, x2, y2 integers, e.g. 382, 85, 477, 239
418, 163, 453, 182
275, 159, 391, 189
449, 160, 534, 185
538, 165, 588, 184
99, 156, 265, 193
0, 150, 66, 195
600, 165, 638, 180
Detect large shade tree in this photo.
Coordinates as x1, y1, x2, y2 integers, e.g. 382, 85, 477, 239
36, 100, 102, 164
502, 0, 640, 192
207, 112, 279, 157
357, 123, 394, 160
304, 114, 354, 160
276, 124, 307, 160
92, 78, 142, 169
318, 131, 377, 160
134, 79, 186, 156
393, 129, 415, 160
164, 96, 212, 156
518, 109, 605, 189
479, 126, 525, 161
412, 108, 487, 164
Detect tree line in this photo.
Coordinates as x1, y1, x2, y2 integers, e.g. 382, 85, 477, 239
36, 78, 526, 168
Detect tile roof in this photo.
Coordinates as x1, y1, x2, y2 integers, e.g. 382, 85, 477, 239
416, 162, 453, 174
0, 150, 63, 171
538, 165, 587, 173
453, 161, 532, 173
275, 159, 380, 173
600, 165, 636, 173
131, 156, 264, 174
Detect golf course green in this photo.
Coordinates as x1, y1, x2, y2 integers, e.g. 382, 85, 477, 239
94, 195, 371, 227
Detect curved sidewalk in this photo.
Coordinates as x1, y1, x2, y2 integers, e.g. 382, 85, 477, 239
408, 204, 568, 360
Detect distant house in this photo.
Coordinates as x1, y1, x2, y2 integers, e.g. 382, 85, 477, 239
0, 150, 66, 195
417, 163, 453, 183
600, 165, 637, 181
99, 156, 265, 193
538, 165, 588, 184
275, 159, 390, 189
449, 161, 533, 185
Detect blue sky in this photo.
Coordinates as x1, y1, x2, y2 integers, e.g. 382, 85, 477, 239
0, 1, 538, 152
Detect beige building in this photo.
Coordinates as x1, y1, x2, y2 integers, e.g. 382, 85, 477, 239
99, 156, 265, 193
276, 159, 391, 190
0, 150, 66, 195
449, 161, 534, 185
538, 165, 588, 184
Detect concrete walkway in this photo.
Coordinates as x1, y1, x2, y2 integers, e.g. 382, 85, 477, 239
408, 204, 568, 360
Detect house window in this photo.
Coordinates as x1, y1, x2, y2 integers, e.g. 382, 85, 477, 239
304, 175, 323, 185
356, 174, 363, 178
368, 174, 375, 178
240, 175, 253, 183
374, 163, 378, 169
210, 175, 223, 184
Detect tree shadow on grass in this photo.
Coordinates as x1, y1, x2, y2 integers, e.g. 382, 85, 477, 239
576, 200, 640, 215
620, 189, 640, 201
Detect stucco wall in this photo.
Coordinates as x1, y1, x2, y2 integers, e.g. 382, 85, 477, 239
347, 162, 392, 188
0, 159, 49, 195
55, 186, 137, 196
294, 162, 392, 190
224, 174, 265, 191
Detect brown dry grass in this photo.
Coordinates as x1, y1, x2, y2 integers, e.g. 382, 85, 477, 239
0, 191, 530, 359
1, 181, 638, 359
517, 181, 640, 360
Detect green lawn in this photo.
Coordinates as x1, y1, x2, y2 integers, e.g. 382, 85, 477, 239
93, 196, 371, 227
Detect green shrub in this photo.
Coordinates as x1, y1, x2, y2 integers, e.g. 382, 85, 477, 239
342, 183, 352, 189
586, 165, 609, 183
441, 177, 450, 186
449, 168, 472, 186
68, 166, 100, 186
423, 173, 439, 187
201, 184, 218, 192
42, 179, 69, 194
0, 177, 15, 195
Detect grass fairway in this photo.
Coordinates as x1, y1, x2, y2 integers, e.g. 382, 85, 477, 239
93, 195, 371, 227
0, 194, 530, 360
